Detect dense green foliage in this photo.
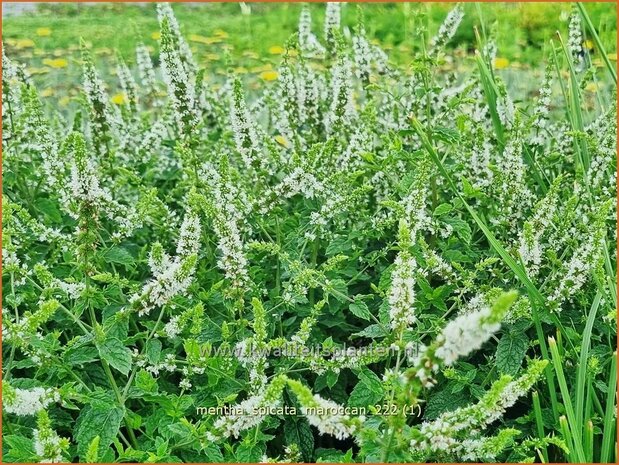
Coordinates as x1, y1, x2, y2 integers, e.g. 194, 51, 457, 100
2, 2, 616, 463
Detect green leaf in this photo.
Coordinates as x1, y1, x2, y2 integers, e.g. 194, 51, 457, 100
349, 301, 371, 321
496, 331, 529, 375
284, 418, 314, 462
202, 443, 224, 462
3, 435, 37, 462
424, 387, 469, 420
145, 339, 162, 364
433, 203, 453, 216
85, 436, 100, 463
34, 198, 62, 223
443, 217, 472, 244
235, 443, 262, 463
75, 403, 124, 460
348, 370, 384, 408
102, 246, 135, 267
352, 324, 388, 339
97, 337, 132, 376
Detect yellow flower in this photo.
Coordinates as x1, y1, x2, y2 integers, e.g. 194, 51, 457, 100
274, 135, 289, 147
268, 45, 285, 55
607, 53, 617, 61
111, 93, 127, 105
15, 38, 35, 49
260, 70, 279, 81
584, 82, 599, 93
583, 39, 594, 50
151, 31, 161, 40
213, 29, 229, 39
42, 58, 68, 69
40, 88, 55, 97
494, 57, 510, 69
36, 27, 52, 37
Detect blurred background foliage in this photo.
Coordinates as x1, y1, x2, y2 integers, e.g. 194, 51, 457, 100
2, 2, 616, 109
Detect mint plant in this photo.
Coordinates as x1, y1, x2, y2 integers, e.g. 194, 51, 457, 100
2, 2, 616, 463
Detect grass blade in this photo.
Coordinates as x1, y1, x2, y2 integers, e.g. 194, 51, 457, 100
575, 291, 602, 428
532, 391, 549, 463
549, 336, 585, 462
601, 352, 617, 463
576, 2, 617, 84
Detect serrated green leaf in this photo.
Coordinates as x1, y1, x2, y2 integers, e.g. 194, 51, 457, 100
75, 403, 124, 460
496, 331, 529, 375
102, 246, 135, 266
97, 337, 132, 376
349, 301, 371, 321
145, 339, 162, 364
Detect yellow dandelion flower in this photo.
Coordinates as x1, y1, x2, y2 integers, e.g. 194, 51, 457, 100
274, 135, 289, 147
36, 27, 52, 37
111, 93, 127, 105
43, 58, 68, 69
268, 45, 285, 55
583, 40, 594, 50
260, 70, 279, 81
151, 31, 161, 40
585, 82, 599, 93
494, 57, 510, 69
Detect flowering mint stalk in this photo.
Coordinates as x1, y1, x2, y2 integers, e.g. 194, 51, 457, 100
407, 291, 517, 392
409, 359, 548, 460
208, 375, 287, 440
130, 210, 200, 316
2, 382, 60, 416
568, 6, 584, 72
530, 63, 554, 147
81, 40, 118, 160
157, 2, 196, 75
135, 42, 158, 99
230, 77, 266, 172
517, 176, 563, 277
287, 378, 363, 440
429, 3, 464, 54
159, 17, 199, 138
193, 166, 251, 302
548, 200, 611, 310
324, 2, 341, 55
298, 5, 325, 56
32, 410, 71, 463
116, 52, 138, 114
